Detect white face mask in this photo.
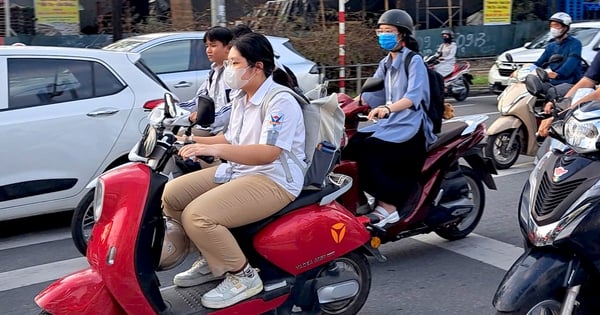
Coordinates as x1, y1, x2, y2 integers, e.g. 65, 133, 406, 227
223, 65, 253, 89
550, 27, 563, 38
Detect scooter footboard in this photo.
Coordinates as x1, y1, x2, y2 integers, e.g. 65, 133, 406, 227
35, 268, 123, 315
493, 247, 570, 313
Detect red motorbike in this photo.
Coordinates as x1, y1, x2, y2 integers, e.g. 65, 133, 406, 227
335, 78, 497, 245
424, 54, 473, 101
35, 93, 376, 315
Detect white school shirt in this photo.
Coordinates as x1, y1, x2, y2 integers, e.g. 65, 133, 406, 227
214, 77, 306, 196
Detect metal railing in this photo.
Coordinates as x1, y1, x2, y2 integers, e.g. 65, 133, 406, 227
319, 57, 494, 94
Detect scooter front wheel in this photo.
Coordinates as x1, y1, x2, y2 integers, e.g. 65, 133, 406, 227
485, 130, 522, 170
71, 189, 95, 256
496, 299, 561, 315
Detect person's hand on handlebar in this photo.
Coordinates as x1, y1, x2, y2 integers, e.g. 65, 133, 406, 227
178, 143, 217, 161
543, 101, 553, 114
537, 117, 554, 137
368, 105, 391, 120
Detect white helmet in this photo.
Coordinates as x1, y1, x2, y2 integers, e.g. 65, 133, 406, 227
158, 217, 190, 270
549, 12, 572, 27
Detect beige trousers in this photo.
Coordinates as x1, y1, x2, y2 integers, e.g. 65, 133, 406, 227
161, 166, 295, 276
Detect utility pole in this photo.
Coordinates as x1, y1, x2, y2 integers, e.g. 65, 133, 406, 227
211, 0, 226, 27
112, 0, 122, 41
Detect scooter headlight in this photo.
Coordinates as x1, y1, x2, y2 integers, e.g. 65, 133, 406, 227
93, 178, 105, 222
499, 91, 531, 114
564, 116, 600, 153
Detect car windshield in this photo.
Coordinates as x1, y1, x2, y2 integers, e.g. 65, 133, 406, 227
526, 27, 599, 49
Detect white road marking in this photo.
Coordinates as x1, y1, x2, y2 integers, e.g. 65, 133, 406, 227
493, 162, 534, 178
0, 229, 71, 251
411, 233, 523, 271
0, 257, 88, 291
0, 232, 525, 292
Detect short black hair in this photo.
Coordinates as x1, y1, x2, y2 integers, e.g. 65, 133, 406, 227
230, 24, 253, 39
203, 26, 233, 45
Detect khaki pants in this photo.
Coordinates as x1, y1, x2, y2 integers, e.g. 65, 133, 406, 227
162, 166, 295, 276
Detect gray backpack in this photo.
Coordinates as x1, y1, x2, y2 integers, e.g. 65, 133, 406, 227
260, 85, 344, 188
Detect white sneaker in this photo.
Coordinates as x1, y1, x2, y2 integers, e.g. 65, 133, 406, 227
201, 265, 263, 309
373, 206, 400, 227
173, 257, 223, 287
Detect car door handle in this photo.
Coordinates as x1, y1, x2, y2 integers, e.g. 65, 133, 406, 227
87, 109, 119, 117
174, 81, 193, 88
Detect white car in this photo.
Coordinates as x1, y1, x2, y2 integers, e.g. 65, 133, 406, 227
488, 21, 600, 93
103, 32, 321, 101
0, 46, 171, 221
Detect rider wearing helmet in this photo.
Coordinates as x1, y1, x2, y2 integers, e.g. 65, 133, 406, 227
343, 9, 437, 228
434, 29, 457, 77
535, 12, 583, 87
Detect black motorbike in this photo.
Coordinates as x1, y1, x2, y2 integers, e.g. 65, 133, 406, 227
493, 71, 600, 314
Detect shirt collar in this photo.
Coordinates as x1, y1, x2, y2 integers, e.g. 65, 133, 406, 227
248, 76, 275, 106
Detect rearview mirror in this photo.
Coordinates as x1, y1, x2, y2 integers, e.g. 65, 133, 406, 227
361, 77, 384, 93
525, 73, 546, 98
163, 93, 176, 119
535, 67, 549, 82
548, 54, 564, 64
195, 95, 215, 128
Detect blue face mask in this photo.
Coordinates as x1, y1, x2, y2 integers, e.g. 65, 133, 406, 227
378, 33, 398, 51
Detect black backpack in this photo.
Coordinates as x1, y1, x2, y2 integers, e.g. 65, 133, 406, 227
403, 51, 445, 134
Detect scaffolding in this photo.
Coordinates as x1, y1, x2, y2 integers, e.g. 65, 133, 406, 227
417, 0, 464, 29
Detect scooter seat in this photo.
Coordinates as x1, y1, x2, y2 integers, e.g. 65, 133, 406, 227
232, 183, 339, 236
428, 121, 468, 152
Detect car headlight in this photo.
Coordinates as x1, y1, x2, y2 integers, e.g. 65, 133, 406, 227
564, 115, 600, 153
93, 179, 105, 222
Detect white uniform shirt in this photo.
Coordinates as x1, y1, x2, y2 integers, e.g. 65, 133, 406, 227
214, 77, 306, 196
178, 63, 232, 134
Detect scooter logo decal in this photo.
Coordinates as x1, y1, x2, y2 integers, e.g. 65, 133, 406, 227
331, 223, 346, 244
553, 166, 568, 182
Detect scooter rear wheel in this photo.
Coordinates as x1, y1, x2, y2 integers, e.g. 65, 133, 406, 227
319, 252, 371, 315
435, 167, 484, 241
453, 77, 470, 102
486, 130, 522, 170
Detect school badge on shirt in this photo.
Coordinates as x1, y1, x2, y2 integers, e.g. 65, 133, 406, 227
267, 112, 283, 144
269, 113, 284, 131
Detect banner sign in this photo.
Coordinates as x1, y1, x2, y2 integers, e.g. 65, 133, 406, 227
35, 0, 80, 35
483, 0, 512, 25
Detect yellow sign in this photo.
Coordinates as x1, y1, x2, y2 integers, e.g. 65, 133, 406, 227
484, 0, 512, 25
35, 0, 80, 35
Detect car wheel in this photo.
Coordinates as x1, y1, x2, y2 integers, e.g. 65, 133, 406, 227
71, 189, 95, 256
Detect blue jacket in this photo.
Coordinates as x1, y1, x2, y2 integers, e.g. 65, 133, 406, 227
534, 35, 583, 85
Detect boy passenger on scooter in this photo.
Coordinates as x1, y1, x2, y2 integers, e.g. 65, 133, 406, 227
538, 50, 600, 137
342, 9, 437, 228
178, 26, 233, 136
161, 33, 306, 309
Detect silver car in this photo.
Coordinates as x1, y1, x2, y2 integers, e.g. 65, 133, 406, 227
103, 32, 321, 101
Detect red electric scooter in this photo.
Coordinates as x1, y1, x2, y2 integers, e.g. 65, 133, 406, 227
335, 77, 497, 245
35, 93, 377, 315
